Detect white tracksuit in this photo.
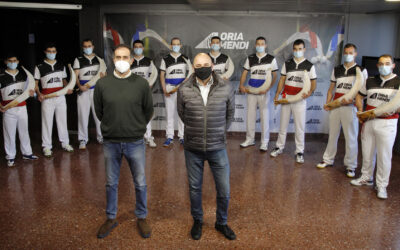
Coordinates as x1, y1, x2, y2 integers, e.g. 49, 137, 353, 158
131, 56, 158, 141
358, 74, 400, 188
160, 53, 192, 139
73, 55, 103, 143
275, 58, 317, 154
322, 65, 368, 169
34, 60, 70, 149
1, 69, 33, 159
243, 53, 278, 144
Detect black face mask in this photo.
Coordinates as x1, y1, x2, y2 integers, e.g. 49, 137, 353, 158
194, 67, 212, 80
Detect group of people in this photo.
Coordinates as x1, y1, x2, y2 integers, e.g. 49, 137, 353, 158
1, 35, 399, 240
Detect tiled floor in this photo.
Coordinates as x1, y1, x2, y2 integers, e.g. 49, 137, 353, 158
1, 135, 400, 249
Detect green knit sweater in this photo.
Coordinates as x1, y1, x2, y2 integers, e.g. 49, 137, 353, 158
94, 73, 153, 142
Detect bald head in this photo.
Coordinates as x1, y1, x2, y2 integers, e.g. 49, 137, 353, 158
193, 53, 212, 69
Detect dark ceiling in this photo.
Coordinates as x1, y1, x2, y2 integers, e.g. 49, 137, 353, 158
2, 0, 400, 14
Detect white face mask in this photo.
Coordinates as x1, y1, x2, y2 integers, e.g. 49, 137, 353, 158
114, 60, 130, 73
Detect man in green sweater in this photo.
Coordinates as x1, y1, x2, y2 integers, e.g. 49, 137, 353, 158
94, 44, 154, 239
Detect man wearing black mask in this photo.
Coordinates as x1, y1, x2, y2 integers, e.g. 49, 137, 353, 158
177, 53, 236, 240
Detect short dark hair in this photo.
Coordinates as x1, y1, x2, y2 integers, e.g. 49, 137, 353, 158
256, 36, 266, 42
171, 37, 181, 44
344, 43, 357, 51
211, 36, 221, 42
293, 39, 305, 48
44, 42, 56, 50
5, 52, 18, 60
113, 44, 133, 57
82, 38, 94, 45
379, 54, 394, 63
133, 40, 144, 46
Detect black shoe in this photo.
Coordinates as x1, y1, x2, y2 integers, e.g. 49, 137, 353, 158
97, 219, 118, 239
215, 222, 236, 240
190, 220, 202, 240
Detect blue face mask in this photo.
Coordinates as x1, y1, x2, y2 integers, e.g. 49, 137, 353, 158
379, 65, 392, 76
343, 54, 354, 63
83, 47, 93, 55
211, 44, 220, 52
134, 48, 143, 56
172, 45, 180, 53
7, 62, 18, 70
46, 53, 56, 60
293, 50, 304, 58
256, 46, 265, 53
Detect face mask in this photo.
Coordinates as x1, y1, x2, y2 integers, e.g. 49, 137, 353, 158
83, 47, 93, 55
256, 46, 265, 53
7, 62, 18, 70
293, 50, 304, 58
195, 67, 212, 80
211, 44, 220, 52
172, 45, 180, 53
343, 54, 354, 63
46, 53, 56, 60
379, 65, 392, 76
134, 48, 143, 56
114, 60, 130, 73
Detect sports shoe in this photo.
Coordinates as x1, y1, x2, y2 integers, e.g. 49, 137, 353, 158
97, 219, 118, 239
240, 139, 255, 148
179, 138, 184, 145
295, 153, 304, 164
22, 154, 38, 160
79, 140, 87, 150
43, 148, 52, 157
259, 143, 268, 152
316, 161, 332, 169
62, 144, 74, 152
97, 138, 103, 144
270, 147, 283, 157
350, 176, 374, 186
137, 218, 151, 238
7, 159, 15, 167
163, 138, 173, 147
215, 223, 236, 240
346, 169, 355, 178
376, 187, 388, 199
147, 138, 157, 148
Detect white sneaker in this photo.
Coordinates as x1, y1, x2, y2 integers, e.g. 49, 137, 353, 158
147, 139, 157, 148
7, 159, 15, 167
62, 144, 74, 152
376, 187, 388, 199
350, 176, 373, 186
270, 147, 283, 157
295, 153, 304, 164
43, 148, 52, 157
259, 143, 268, 152
316, 161, 332, 169
240, 139, 255, 148
97, 138, 103, 144
79, 140, 87, 150
346, 169, 355, 178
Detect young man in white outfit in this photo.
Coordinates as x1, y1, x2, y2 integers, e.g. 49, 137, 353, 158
351, 54, 399, 200
0, 54, 38, 167
317, 43, 368, 178
74, 39, 105, 150
34, 43, 74, 157
208, 36, 234, 80
239, 37, 278, 151
159, 37, 192, 147
131, 39, 158, 148
270, 39, 317, 163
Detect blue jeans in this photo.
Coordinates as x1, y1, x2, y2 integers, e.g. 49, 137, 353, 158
103, 139, 147, 219
184, 148, 230, 225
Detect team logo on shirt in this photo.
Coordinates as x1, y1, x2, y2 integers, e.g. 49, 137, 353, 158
287, 76, 303, 83
170, 69, 184, 75
47, 77, 61, 84
251, 69, 267, 76
83, 71, 98, 76
195, 32, 249, 50
8, 89, 23, 96
369, 93, 390, 102
337, 82, 352, 90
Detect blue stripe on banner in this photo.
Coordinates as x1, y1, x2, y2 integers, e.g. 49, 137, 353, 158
80, 80, 95, 89
248, 78, 265, 88
166, 78, 185, 85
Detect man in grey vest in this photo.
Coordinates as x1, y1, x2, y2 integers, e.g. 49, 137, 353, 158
177, 53, 236, 240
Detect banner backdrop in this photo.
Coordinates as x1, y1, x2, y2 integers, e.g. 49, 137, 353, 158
103, 13, 345, 133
